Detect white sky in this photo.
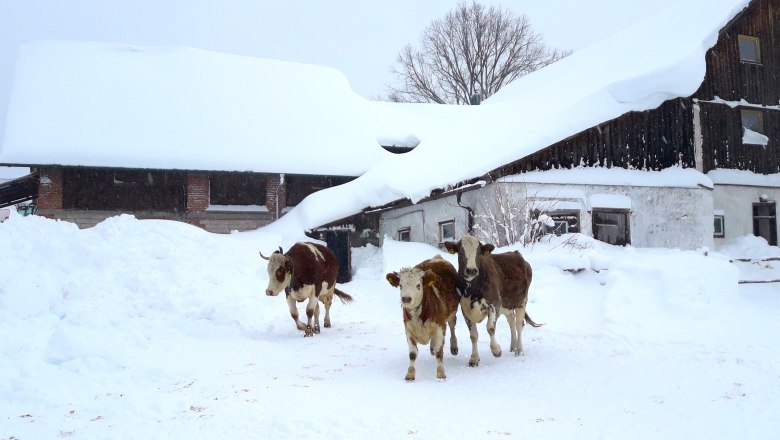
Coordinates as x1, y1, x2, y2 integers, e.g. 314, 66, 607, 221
0, 0, 679, 139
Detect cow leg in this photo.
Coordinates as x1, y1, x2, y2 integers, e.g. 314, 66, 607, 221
447, 312, 458, 356
312, 302, 321, 334
463, 313, 480, 367
515, 306, 526, 356
286, 295, 307, 332
322, 294, 333, 328
303, 297, 317, 337
487, 308, 502, 358
506, 309, 519, 355
405, 331, 419, 381
433, 328, 446, 380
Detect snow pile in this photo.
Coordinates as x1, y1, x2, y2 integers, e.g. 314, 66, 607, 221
1, 213, 778, 438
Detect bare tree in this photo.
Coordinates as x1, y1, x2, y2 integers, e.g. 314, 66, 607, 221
473, 178, 558, 248
387, 1, 569, 104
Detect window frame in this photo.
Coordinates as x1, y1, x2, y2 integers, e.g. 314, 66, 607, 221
397, 227, 411, 242
713, 215, 725, 238
547, 210, 581, 235
438, 219, 456, 244
738, 34, 761, 64
741, 109, 764, 135
591, 208, 631, 246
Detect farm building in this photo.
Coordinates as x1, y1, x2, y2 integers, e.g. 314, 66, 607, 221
370, 0, 780, 250
0, 43, 381, 233
1, 0, 778, 250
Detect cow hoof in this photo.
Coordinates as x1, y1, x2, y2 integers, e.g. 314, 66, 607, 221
468, 360, 480, 367
493, 350, 502, 358
451, 347, 459, 356
324, 322, 331, 328
313, 325, 321, 334
405, 376, 415, 381
304, 326, 314, 337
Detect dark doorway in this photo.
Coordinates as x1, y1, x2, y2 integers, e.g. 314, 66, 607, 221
753, 202, 777, 246
315, 229, 352, 283
592, 209, 631, 246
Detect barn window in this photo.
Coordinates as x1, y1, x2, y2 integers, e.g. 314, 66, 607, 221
547, 210, 580, 235
713, 215, 725, 238
113, 170, 153, 186
285, 175, 354, 206
738, 35, 761, 63
398, 227, 411, 242
209, 172, 266, 206
592, 209, 631, 246
439, 220, 455, 243
741, 109, 764, 134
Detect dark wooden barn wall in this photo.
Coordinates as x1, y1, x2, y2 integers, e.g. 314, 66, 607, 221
495, 98, 696, 178
694, 0, 780, 105
495, 0, 779, 179
699, 102, 780, 173
62, 168, 187, 211
694, 0, 780, 174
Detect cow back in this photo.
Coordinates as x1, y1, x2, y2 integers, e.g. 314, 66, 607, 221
286, 242, 339, 294
490, 251, 532, 309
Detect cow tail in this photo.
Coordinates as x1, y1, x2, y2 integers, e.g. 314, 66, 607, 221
524, 312, 543, 327
333, 288, 354, 304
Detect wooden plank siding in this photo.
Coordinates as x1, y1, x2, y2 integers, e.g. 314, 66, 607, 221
694, 0, 780, 105
494, 98, 696, 178
694, 0, 780, 174
493, 0, 779, 179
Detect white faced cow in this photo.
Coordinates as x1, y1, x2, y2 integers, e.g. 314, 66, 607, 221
444, 234, 540, 366
261, 242, 353, 337
385, 255, 460, 381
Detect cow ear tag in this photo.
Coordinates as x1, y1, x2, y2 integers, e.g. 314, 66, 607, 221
448, 249, 456, 254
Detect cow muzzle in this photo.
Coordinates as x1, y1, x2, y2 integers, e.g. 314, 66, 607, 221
464, 267, 478, 279
266, 289, 280, 296
401, 296, 412, 304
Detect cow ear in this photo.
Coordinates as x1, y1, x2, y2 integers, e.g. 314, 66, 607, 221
482, 243, 495, 255
422, 270, 437, 287
385, 272, 400, 287
443, 241, 458, 254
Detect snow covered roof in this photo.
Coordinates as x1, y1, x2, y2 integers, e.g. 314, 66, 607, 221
0, 0, 755, 233
0, 41, 385, 176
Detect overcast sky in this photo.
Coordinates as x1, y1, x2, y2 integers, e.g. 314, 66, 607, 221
0, 0, 678, 140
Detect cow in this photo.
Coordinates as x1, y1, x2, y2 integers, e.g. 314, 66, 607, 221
444, 234, 540, 366
385, 255, 460, 381
260, 242, 353, 337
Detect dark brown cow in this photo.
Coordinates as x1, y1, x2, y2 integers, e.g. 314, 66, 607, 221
385, 255, 460, 381
444, 234, 540, 366
261, 242, 353, 337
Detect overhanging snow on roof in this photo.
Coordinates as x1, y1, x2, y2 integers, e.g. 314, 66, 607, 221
0, 40, 384, 176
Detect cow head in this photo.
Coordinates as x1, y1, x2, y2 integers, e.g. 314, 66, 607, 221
443, 235, 495, 282
260, 247, 293, 296
386, 267, 437, 310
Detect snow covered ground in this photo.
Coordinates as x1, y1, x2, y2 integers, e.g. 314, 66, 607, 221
1, 211, 779, 439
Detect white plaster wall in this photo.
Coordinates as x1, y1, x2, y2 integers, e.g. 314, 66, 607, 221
712, 185, 780, 246
378, 193, 471, 246
380, 182, 714, 250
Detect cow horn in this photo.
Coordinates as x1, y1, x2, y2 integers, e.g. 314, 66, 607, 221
277, 246, 283, 254
259, 250, 271, 260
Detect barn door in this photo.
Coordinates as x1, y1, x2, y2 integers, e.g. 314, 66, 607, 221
753, 202, 777, 246
592, 209, 631, 246
316, 229, 353, 283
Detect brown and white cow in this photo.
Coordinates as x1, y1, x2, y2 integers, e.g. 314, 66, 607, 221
385, 255, 460, 381
444, 235, 541, 366
261, 242, 353, 337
